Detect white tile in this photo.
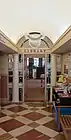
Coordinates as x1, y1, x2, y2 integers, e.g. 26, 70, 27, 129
15, 116, 33, 124
17, 109, 32, 115
3, 104, 17, 109
20, 103, 29, 109
36, 107, 45, 110
35, 126, 59, 138
2, 109, 14, 115
0, 116, 12, 123
28, 106, 35, 109
36, 116, 53, 125
9, 125, 32, 137
36, 109, 52, 116
46, 105, 50, 107
9, 138, 18, 140
0, 128, 6, 135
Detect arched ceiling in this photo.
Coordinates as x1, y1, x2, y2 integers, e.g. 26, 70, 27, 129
0, 0, 70, 44
17, 32, 53, 49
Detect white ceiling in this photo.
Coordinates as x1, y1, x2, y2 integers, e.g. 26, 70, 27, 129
0, 42, 17, 53
52, 39, 71, 54
0, 0, 71, 44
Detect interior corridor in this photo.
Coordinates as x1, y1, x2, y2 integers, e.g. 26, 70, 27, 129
25, 79, 45, 102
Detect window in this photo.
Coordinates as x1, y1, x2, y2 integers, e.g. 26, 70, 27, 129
27, 58, 29, 66
8, 58, 11, 63
19, 88, 23, 101
19, 54, 22, 63
9, 88, 12, 101
49, 54, 51, 63
42, 58, 45, 66
9, 71, 13, 75
19, 71, 23, 76
34, 58, 39, 67
9, 77, 13, 83
19, 77, 23, 83
8, 58, 13, 63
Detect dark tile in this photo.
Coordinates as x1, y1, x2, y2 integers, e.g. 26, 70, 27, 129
65, 131, 71, 140
0, 133, 13, 140
0, 119, 24, 132
1, 103, 12, 107
42, 106, 53, 113
0, 112, 6, 118
44, 120, 58, 132
24, 112, 45, 121
30, 107, 39, 111
17, 129, 50, 140
8, 106, 26, 113
37, 135, 50, 140
54, 133, 66, 140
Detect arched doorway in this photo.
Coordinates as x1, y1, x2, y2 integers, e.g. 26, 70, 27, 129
17, 32, 53, 102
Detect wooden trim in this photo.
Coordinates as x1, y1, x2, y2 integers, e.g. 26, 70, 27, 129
60, 115, 71, 140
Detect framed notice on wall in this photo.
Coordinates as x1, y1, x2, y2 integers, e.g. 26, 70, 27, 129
68, 54, 71, 77
56, 55, 61, 75
64, 65, 68, 74
63, 54, 69, 74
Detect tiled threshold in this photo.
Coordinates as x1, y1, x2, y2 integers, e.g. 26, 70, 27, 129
0, 101, 53, 109
25, 100, 46, 102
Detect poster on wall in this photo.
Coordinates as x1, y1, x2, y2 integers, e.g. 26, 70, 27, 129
63, 54, 69, 74
68, 54, 71, 77
64, 65, 68, 74
56, 55, 61, 75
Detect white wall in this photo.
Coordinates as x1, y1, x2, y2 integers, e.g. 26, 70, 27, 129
0, 55, 8, 75
61, 53, 69, 74
51, 54, 56, 86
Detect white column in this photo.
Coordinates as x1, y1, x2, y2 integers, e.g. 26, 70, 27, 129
51, 54, 56, 86
51, 54, 56, 102
13, 54, 19, 102
45, 54, 47, 102
22, 54, 24, 102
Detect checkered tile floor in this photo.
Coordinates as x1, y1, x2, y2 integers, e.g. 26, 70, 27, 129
0, 103, 65, 140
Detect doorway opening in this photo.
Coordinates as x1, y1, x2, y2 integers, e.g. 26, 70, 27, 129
24, 55, 51, 102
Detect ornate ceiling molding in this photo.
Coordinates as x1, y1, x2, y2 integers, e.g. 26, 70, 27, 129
27, 32, 43, 40
17, 31, 53, 54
